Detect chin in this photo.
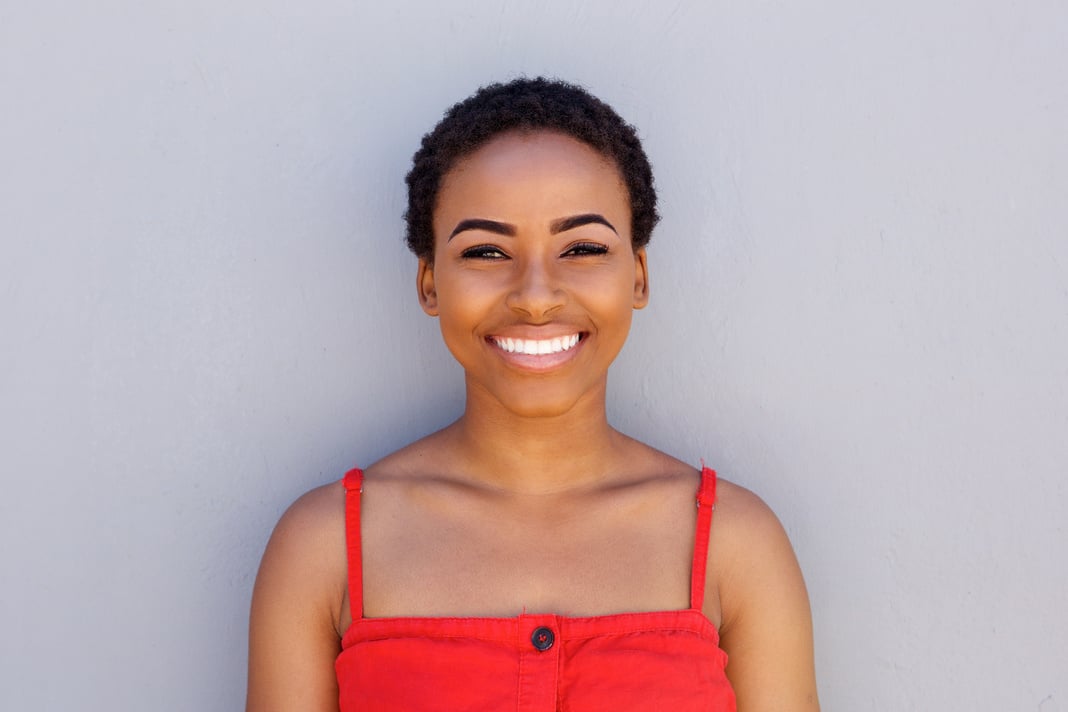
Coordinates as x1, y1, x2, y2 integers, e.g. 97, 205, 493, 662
464, 371, 608, 420
492, 382, 602, 420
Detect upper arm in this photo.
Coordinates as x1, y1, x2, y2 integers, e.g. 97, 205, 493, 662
247, 483, 347, 712
710, 483, 820, 712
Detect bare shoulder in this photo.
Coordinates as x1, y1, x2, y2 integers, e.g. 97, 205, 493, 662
275, 479, 347, 530
362, 428, 455, 482
708, 478, 820, 710
711, 479, 794, 561
260, 481, 347, 593
611, 436, 703, 486
708, 478, 806, 627
246, 481, 347, 712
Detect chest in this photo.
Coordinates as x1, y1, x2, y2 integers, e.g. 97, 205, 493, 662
358, 485, 698, 619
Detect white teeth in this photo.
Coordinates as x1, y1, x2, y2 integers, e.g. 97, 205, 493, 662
493, 334, 581, 355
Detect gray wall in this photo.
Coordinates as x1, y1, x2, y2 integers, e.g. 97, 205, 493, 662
2, 2, 1065, 710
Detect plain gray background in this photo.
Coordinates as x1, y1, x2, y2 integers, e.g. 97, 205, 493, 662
2, 1, 1066, 710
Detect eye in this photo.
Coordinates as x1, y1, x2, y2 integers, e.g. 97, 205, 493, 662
562, 242, 609, 257
461, 244, 508, 260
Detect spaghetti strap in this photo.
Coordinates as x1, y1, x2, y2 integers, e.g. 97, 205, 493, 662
342, 468, 364, 622
690, 466, 718, 611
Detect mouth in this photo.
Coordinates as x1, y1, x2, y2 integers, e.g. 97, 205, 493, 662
489, 333, 582, 355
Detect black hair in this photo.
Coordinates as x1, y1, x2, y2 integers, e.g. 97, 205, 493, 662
404, 77, 659, 260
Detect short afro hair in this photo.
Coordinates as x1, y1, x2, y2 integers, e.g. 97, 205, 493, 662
404, 77, 659, 260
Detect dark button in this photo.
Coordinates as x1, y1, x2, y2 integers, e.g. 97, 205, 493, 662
531, 626, 555, 651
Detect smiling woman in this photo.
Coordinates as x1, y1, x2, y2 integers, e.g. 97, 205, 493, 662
422, 131, 647, 415
246, 78, 819, 712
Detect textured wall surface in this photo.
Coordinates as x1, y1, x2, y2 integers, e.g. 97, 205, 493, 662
2, 2, 1065, 710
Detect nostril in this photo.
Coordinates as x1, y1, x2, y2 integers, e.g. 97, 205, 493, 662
505, 279, 567, 318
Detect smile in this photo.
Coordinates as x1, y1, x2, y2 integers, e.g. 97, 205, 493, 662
490, 334, 581, 355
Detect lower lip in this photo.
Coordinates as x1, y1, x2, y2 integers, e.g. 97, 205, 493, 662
487, 336, 585, 373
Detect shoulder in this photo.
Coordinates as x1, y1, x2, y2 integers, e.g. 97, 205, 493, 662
708, 478, 805, 623
253, 480, 348, 630
246, 479, 349, 711
266, 480, 347, 564
711, 478, 790, 559
707, 477, 820, 710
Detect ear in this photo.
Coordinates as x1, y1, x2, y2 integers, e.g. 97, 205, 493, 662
632, 247, 650, 309
417, 257, 438, 316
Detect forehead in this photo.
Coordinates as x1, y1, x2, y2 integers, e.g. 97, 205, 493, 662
451, 129, 617, 174
435, 131, 628, 214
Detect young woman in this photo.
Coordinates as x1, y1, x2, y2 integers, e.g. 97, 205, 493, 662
247, 78, 819, 711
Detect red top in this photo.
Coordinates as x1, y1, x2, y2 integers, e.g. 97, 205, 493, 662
335, 467, 737, 711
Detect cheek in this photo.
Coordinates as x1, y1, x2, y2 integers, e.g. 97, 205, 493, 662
434, 278, 492, 337
603, 276, 641, 333
596, 270, 642, 310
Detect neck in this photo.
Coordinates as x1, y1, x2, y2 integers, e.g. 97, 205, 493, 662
442, 380, 629, 495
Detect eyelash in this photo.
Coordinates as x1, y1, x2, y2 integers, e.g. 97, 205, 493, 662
460, 245, 507, 260
459, 242, 609, 260
563, 242, 609, 257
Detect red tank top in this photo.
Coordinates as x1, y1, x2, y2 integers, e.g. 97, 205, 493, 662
335, 467, 736, 711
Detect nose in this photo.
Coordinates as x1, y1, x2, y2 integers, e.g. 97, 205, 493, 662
505, 257, 566, 320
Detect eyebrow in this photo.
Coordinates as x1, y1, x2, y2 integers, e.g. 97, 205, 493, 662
448, 213, 618, 241
549, 213, 618, 235
448, 218, 516, 240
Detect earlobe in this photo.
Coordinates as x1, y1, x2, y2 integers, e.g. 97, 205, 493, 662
632, 247, 650, 309
417, 258, 439, 316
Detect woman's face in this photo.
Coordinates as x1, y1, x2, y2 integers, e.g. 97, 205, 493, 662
419, 130, 649, 418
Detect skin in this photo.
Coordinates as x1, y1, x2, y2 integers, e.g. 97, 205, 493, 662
247, 131, 819, 711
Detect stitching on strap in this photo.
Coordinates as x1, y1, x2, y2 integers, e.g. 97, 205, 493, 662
342, 468, 364, 621
690, 466, 717, 611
